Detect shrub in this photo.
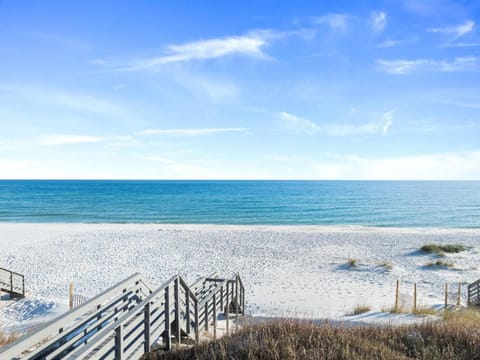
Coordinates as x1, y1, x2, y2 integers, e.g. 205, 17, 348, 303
420, 244, 469, 256
378, 262, 393, 271
350, 304, 371, 315
347, 258, 358, 268
424, 260, 454, 269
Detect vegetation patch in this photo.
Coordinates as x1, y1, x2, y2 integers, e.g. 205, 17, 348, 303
424, 260, 455, 269
350, 304, 371, 315
378, 261, 393, 271
420, 244, 469, 256
0, 330, 17, 346
145, 311, 480, 360
347, 258, 358, 268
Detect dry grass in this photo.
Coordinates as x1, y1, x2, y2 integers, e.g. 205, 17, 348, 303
0, 330, 17, 346
413, 306, 438, 316
350, 304, 371, 315
420, 244, 469, 256
144, 310, 480, 359
424, 260, 455, 269
347, 258, 358, 268
378, 261, 393, 271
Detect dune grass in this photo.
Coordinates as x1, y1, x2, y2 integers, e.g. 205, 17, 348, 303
0, 330, 17, 346
347, 258, 358, 268
144, 310, 480, 359
420, 244, 469, 256
378, 261, 393, 271
424, 260, 455, 269
350, 304, 371, 315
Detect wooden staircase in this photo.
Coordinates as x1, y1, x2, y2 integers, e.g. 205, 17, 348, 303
0, 266, 25, 298
0, 272, 245, 359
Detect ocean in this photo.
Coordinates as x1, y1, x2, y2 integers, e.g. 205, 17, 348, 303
0, 180, 478, 227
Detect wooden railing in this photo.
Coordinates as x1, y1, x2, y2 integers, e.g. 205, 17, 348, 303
0, 272, 245, 359
0, 266, 25, 298
468, 279, 480, 306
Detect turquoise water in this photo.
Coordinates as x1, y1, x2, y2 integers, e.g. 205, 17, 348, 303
0, 180, 479, 227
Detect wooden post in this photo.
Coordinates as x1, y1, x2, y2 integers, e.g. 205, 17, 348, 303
205, 301, 209, 332
213, 293, 217, 339
226, 282, 230, 335
185, 287, 191, 335
235, 276, 239, 331
395, 280, 399, 312
445, 283, 448, 310
174, 278, 181, 344
413, 283, 417, 313
194, 300, 199, 343
69, 282, 74, 310
164, 286, 171, 350
115, 325, 123, 360
457, 282, 461, 307
144, 302, 151, 353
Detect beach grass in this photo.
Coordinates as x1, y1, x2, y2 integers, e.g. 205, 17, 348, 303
424, 260, 455, 269
0, 330, 17, 346
378, 261, 393, 271
347, 258, 358, 268
420, 244, 469, 256
350, 304, 371, 315
144, 311, 480, 359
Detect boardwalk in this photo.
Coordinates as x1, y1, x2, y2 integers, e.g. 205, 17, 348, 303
0, 272, 245, 359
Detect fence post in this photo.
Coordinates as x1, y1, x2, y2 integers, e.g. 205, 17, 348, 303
144, 302, 151, 353
10, 272, 13, 297
69, 282, 74, 310
395, 280, 399, 312
205, 301, 209, 332
115, 325, 123, 360
235, 276, 239, 331
164, 286, 171, 351
445, 283, 448, 310
194, 300, 199, 343
174, 278, 181, 344
413, 283, 417, 313
213, 293, 217, 339
457, 282, 461, 307
226, 282, 230, 335
185, 287, 191, 335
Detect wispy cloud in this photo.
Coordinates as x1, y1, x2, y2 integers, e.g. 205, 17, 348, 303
113, 29, 314, 71
0, 85, 126, 118
39, 135, 104, 145
136, 128, 249, 136
428, 20, 475, 40
281, 111, 392, 136
377, 56, 480, 74
313, 13, 350, 32
371, 11, 387, 32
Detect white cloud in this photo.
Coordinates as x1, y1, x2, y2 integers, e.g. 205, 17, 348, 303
120, 34, 269, 71
377, 56, 480, 74
313, 14, 350, 32
372, 11, 387, 32
428, 20, 475, 40
39, 135, 105, 145
280, 111, 392, 136
312, 151, 480, 180
136, 128, 249, 136
0, 86, 126, 118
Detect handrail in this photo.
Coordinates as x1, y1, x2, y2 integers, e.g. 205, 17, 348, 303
0, 272, 245, 360
0, 266, 25, 297
0, 273, 151, 359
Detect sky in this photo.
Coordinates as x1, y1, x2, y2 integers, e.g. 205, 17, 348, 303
0, 0, 479, 180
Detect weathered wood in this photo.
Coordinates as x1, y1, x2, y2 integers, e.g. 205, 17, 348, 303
1, 272, 245, 359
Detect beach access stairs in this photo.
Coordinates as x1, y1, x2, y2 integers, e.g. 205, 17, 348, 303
0, 272, 245, 359
0, 267, 25, 298
468, 279, 480, 306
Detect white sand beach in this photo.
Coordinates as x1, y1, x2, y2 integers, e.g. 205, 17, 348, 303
1, 223, 480, 333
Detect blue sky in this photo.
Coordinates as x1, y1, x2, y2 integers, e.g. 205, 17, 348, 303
1, 0, 479, 179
